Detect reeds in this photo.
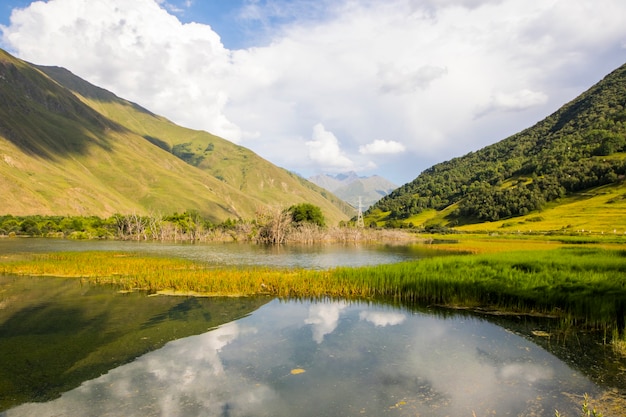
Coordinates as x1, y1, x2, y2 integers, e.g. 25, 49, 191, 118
2, 247, 625, 327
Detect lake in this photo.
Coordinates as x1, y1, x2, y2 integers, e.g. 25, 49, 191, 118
0, 238, 448, 269
0, 239, 624, 416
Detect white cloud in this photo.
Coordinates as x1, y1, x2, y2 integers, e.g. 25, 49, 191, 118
305, 123, 354, 171
156, 0, 186, 14
359, 139, 406, 155
2, 0, 626, 184
359, 311, 406, 326
476, 89, 549, 118
378, 65, 448, 95
1, 0, 241, 141
304, 300, 348, 343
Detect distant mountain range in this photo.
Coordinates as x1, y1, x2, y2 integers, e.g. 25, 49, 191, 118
0, 48, 353, 224
308, 172, 397, 209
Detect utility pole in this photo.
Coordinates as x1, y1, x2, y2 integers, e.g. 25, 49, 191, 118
356, 196, 364, 228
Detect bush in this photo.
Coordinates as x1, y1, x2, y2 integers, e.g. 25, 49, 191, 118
288, 203, 325, 227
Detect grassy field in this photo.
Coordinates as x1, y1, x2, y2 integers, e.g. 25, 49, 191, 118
460, 182, 626, 234
2, 237, 625, 331
391, 181, 626, 235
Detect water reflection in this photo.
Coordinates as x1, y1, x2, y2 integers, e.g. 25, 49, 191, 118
0, 238, 443, 269
4, 299, 599, 417
0, 276, 270, 412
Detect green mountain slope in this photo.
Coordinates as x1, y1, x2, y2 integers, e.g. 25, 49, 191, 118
0, 49, 352, 224
367, 62, 626, 230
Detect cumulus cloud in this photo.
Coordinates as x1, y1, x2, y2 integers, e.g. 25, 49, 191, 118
156, 0, 188, 14
1, 0, 242, 141
2, 0, 625, 183
305, 123, 354, 171
359, 139, 406, 155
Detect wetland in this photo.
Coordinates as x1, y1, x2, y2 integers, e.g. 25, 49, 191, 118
1, 237, 625, 416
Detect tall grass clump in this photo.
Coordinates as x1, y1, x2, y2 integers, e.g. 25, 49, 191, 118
343, 247, 626, 324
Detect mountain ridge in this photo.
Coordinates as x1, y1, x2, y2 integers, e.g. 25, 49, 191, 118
0, 48, 353, 223
366, 62, 626, 231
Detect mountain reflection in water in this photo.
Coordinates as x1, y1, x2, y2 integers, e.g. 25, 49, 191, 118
4, 299, 600, 417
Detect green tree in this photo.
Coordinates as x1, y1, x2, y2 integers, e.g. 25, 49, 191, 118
287, 203, 325, 227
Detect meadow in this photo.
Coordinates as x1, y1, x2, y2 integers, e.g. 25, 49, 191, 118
392, 181, 626, 236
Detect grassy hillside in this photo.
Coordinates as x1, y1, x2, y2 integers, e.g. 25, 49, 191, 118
458, 181, 626, 233
386, 181, 626, 234
0, 49, 351, 224
366, 62, 626, 230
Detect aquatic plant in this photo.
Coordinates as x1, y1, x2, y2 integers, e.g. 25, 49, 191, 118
2, 247, 624, 330
555, 394, 604, 417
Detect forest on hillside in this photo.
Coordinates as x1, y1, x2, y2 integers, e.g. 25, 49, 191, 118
369, 64, 626, 223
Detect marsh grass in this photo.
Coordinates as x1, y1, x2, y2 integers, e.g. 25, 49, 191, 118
2, 246, 625, 328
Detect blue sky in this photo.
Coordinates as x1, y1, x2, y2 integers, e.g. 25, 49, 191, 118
1, 0, 626, 185
163, 1, 249, 48
0, 1, 30, 25
0, 0, 333, 49
158, 0, 271, 49
1, 0, 254, 49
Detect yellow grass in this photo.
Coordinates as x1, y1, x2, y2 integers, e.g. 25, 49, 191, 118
422, 235, 566, 254
403, 209, 440, 226
458, 182, 626, 234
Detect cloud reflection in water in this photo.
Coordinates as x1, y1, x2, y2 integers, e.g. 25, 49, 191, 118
305, 301, 348, 343
4, 299, 598, 417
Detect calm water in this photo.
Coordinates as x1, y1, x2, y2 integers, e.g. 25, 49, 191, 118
0, 294, 606, 417
0, 238, 444, 269
0, 239, 624, 415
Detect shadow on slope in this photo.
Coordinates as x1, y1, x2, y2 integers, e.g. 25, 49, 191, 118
0, 49, 123, 159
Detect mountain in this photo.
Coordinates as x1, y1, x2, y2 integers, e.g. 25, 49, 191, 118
308, 172, 397, 209
366, 62, 626, 231
0, 48, 353, 224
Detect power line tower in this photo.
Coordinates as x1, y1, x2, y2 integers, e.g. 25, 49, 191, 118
356, 196, 365, 228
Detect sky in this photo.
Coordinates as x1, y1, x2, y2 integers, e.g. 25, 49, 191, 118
1, 0, 625, 185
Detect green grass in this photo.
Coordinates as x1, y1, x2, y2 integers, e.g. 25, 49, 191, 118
332, 248, 626, 322
369, 181, 626, 235
2, 245, 625, 327
458, 181, 626, 234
